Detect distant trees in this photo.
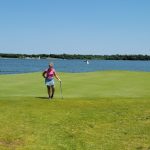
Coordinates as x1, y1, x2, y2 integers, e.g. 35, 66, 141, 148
48, 54, 150, 60
0, 53, 150, 60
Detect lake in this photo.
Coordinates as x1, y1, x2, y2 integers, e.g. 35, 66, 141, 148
0, 58, 150, 74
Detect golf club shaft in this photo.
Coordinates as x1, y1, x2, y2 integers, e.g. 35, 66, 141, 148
60, 81, 63, 99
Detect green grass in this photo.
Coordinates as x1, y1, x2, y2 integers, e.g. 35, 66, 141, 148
0, 71, 150, 150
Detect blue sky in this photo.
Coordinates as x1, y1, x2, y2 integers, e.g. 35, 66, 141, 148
0, 0, 150, 54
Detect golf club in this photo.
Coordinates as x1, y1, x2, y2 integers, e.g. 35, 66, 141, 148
60, 81, 63, 99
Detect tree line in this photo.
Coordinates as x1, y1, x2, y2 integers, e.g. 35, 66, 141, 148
0, 53, 150, 60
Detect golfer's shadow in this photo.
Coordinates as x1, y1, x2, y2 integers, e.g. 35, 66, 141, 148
36, 97, 49, 100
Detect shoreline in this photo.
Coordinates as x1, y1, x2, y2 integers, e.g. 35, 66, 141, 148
0, 70, 150, 76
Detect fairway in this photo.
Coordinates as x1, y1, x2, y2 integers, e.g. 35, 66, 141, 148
0, 71, 150, 150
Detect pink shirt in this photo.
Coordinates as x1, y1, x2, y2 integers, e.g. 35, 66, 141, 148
45, 68, 55, 79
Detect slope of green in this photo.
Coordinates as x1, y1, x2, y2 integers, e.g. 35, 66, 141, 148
0, 71, 150, 150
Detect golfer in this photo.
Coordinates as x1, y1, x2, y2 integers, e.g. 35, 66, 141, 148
42, 63, 61, 99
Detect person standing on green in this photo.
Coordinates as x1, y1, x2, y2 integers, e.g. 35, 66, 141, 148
42, 63, 61, 99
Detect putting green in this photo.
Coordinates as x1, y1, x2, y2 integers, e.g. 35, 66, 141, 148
0, 71, 150, 98
0, 71, 150, 150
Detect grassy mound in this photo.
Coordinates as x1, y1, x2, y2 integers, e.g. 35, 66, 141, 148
0, 71, 150, 149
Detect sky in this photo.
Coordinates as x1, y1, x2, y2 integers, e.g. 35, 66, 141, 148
0, 0, 150, 55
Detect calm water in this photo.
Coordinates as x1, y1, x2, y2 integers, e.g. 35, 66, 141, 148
0, 58, 150, 74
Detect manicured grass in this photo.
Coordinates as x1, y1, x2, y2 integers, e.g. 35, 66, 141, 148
0, 71, 150, 150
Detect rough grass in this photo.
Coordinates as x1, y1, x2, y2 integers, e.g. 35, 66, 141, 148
0, 71, 150, 150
